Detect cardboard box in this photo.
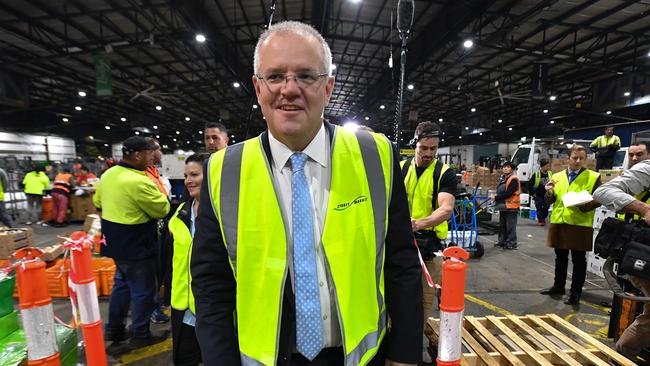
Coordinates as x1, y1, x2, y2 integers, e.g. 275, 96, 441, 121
69, 194, 97, 221
0, 228, 34, 259
83, 214, 101, 233
598, 169, 624, 183
40, 243, 64, 262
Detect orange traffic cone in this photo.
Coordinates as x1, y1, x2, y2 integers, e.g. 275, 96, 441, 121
436, 247, 469, 366
14, 247, 60, 366
68, 231, 107, 366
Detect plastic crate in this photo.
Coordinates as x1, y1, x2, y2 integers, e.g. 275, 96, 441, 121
45, 259, 70, 298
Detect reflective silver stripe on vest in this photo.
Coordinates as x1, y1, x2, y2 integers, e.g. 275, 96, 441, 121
220, 143, 245, 272
240, 352, 266, 366
345, 311, 387, 366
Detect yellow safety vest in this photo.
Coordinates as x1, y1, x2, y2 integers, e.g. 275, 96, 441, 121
0, 178, 4, 202
168, 202, 196, 314
532, 170, 552, 190
22, 171, 50, 195
617, 189, 650, 222
209, 126, 392, 366
590, 135, 621, 148
400, 159, 449, 239
550, 169, 600, 227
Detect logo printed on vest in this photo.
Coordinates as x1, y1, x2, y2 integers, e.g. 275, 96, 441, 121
334, 195, 368, 211
634, 259, 646, 271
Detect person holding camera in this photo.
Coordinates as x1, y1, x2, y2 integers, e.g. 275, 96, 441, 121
594, 143, 650, 361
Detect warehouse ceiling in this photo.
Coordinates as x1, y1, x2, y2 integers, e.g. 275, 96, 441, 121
1, 0, 650, 152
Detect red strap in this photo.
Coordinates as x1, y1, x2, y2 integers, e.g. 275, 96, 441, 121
413, 239, 435, 288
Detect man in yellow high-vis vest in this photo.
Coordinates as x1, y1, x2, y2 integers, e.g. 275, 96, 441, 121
590, 126, 621, 170
400, 121, 455, 364
191, 21, 422, 366
0, 167, 13, 227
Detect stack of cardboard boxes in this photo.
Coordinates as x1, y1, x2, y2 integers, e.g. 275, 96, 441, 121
598, 169, 624, 183
467, 167, 502, 190
550, 158, 597, 173
0, 228, 33, 259
69, 193, 97, 221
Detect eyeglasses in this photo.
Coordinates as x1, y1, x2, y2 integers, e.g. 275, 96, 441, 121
256, 71, 329, 90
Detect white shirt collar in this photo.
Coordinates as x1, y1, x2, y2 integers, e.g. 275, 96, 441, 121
268, 123, 329, 171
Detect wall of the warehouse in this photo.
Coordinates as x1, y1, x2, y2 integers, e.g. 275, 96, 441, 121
0, 132, 75, 161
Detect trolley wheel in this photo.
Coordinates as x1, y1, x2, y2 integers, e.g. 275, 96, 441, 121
473, 241, 485, 258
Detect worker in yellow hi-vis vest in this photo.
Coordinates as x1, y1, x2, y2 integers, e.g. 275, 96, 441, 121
590, 126, 621, 170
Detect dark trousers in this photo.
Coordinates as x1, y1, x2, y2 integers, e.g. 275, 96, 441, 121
171, 309, 201, 366
290, 345, 385, 366
498, 210, 518, 247
107, 257, 157, 338
51, 192, 68, 224
0, 201, 13, 227
596, 157, 614, 170
553, 249, 587, 295
533, 195, 549, 222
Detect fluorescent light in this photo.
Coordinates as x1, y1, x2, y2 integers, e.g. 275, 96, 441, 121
543, 109, 548, 113
153, 125, 158, 129
470, 107, 476, 112
508, 127, 513, 131
173, 138, 177, 142
78, 91, 86, 97
155, 105, 162, 110
498, 119, 503, 123
75, 106, 82, 111
105, 125, 111, 130
199, 131, 203, 134
606, 110, 612, 115
343, 121, 359, 131
253, 105, 258, 109
135, 131, 140, 135
624, 91, 631, 97
364, 116, 370, 121
549, 95, 557, 101
407, 84, 414, 90
103, 143, 109, 147
465, 126, 469, 130
463, 39, 474, 49
176, 130, 180, 135
62, 117, 69, 122
233, 82, 241, 88
185, 116, 190, 121
550, 120, 555, 124
438, 118, 443, 122
231, 135, 235, 138
379, 105, 385, 110
195, 34, 206, 43
120, 117, 126, 122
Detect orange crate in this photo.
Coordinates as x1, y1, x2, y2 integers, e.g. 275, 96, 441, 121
99, 265, 116, 296
45, 259, 70, 298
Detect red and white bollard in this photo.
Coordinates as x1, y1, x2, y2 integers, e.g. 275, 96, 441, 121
14, 247, 60, 366
437, 247, 469, 366
68, 231, 107, 366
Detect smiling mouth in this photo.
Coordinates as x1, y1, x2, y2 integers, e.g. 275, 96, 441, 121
278, 105, 302, 111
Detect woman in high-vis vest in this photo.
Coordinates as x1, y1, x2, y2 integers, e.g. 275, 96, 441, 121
163, 153, 209, 366
493, 161, 520, 250
22, 165, 50, 225
541, 145, 601, 305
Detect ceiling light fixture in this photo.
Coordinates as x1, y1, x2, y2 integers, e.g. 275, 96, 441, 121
543, 109, 548, 113
549, 95, 557, 101
438, 118, 443, 122
185, 116, 190, 121
498, 119, 503, 123
78, 91, 86, 97
153, 125, 158, 129
74, 106, 82, 111
550, 120, 555, 124
470, 107, 476, 112
195, 34, 206, 43
173, 138, 177, 142
120, 117, 126, 122
155, 105, 162, 110
465, 126, 469, 130
331, 64, 337, 71
379, 105, 385, 110
624, 91, 631, 97
407, 84, 414, 90
253, 105, 258, 109
105, 125, 111, 130
508, 127, 513, 131
176, 131, 180, 135
135, 131, 140, 135
233, 82, 241, 88
198, 131, 203, 134
364, 116, 370, 121
463, 39, 474, 49
606, 110, 612, 115
156, 135, 160, 138
62, 117, 69, 122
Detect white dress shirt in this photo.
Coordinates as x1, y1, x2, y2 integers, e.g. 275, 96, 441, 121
267, 123, 342, 348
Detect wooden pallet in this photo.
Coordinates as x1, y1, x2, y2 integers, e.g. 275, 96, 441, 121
426, 313, 635, 366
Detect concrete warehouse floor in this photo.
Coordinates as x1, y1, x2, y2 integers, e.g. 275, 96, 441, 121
18, 218, 617, 365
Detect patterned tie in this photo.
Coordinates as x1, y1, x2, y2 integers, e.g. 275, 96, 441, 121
569, 171, 577, 184
290, 152, 323, 360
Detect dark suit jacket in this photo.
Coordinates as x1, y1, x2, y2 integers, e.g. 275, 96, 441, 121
191, 122, 423, 365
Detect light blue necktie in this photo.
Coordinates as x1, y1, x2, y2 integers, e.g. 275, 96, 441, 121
569, 171, 577, 184
290, 152, 323, 360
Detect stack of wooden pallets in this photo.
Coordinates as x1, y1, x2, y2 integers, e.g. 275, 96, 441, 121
426, 313, 635, 366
